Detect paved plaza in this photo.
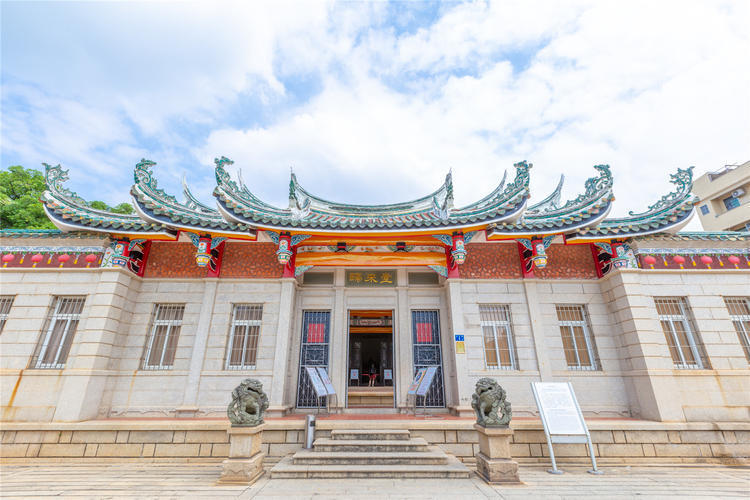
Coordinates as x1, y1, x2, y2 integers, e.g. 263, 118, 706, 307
1, 463, 748, 499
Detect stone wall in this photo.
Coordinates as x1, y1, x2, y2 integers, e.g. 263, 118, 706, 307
2, 420, 747, 466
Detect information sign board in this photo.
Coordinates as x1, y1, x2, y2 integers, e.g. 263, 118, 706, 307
350, 369, 359, 380
416, 366, 437, 396
305, 366, 327, 397
383, 369, 393, 380
407, 368, 428, 395
531, 382, 600, 474
533, 382, 586, 435
316, 367, 336, 396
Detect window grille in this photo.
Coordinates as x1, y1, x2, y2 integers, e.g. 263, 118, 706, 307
0, 296, 14, 334
479, 304, 517, 369
296, 311, 331, 408
411, 310, 445, 407
226, 304, 263, 369
30, 296, 85, 369
723, 196, 740, 211
142, 304, 185, 370
724, 297, 750, 362
654, 297, 708, 369
555, 305, 599, 371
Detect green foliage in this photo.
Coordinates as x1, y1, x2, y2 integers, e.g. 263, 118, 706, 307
0, 165, 55, 229
0, 165, 134, 229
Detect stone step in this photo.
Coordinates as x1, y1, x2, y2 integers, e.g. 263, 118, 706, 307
269, 455, 471, 479
330, 429, 410, 441
313, 437, 429, 453
292, 448, 449, 465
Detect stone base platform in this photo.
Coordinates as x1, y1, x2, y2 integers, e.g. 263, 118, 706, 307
1, 418, 747, 466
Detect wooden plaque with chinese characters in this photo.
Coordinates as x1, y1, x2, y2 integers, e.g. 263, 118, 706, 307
345, 269, 397, 287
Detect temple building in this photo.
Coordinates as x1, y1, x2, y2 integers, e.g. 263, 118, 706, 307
1, 158, 749, 430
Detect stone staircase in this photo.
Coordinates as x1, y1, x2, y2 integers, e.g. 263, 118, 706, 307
269, 429, 471, 478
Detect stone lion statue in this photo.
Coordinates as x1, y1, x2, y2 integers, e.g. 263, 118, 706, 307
471, 378, 512, 427
227, 378, 269, 427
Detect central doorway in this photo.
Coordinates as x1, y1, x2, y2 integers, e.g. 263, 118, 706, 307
347, 310, 394, 408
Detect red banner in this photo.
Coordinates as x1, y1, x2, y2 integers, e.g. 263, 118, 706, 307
307, 323, 326, 343
416, 322, 433, 343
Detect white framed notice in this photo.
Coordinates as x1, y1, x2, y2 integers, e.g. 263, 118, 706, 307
408, 368, 428, 395
383, 369, 393, 380
350, 369, 359, 380
531, 382, 601, 475
305, 366, 327, 398
316, 366, 336, 396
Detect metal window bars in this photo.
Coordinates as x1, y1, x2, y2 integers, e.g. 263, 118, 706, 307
724, 297, 750, 362
296, 310, 331, 408
654, 297, 703, 369
142, 304, 185, 370
0, 296, 14, 334
411, 310, 446, 408
30, 296, 85, 369
225, 304, 263, 369
555, 305, 599, 371
479, 304, 518, 369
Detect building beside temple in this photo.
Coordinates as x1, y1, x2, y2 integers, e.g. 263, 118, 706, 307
693, 160, 750, 232
1, 158, 749, 428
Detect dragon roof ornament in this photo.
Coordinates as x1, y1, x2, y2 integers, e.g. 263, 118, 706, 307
566, 166, 698, 241
41, 163, 171, 236
131, 158, 255, 236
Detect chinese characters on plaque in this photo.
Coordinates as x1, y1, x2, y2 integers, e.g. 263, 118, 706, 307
345, 269, 397, 287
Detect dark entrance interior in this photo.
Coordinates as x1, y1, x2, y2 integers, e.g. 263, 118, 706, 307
347, 310, 394, 407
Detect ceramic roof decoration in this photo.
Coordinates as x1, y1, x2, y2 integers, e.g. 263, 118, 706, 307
566, 167, 698, 242
130, 159, 256, 238
40, 158, 714, 243
487, 164, 614, 237
214, 157, 530, 233
41, 163, 174, 237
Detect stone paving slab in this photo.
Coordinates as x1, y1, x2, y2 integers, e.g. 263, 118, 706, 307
0, 463, 748, 499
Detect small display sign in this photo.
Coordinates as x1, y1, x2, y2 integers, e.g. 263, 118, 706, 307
350, 369, 359, 380
305, 366, 327, 397
345, 269, 397, 287
316, 367, 336, 396
407, 368, 428, 395
454, 334, 466, 354
416, 366, 438, 396
384, 369, 393, 380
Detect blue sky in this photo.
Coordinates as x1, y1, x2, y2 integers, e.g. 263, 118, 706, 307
2, 0, 748, 221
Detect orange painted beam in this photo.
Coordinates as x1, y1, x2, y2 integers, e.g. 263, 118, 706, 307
295, 252, 444, 267
299, 235, 445, 246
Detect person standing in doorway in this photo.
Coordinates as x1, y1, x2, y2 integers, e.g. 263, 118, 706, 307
367, 358, 378, 387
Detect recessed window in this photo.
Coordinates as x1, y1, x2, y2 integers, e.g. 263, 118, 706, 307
654, 297, 708, 369
724, 297, 750, 363
555, 305, 599, 371
302, 272, 334, 285
480, 305, 517, 369
142, 304, 185, 370
0, 296, 14, 334
226, 304, 263, 369
30, 296, 85, 369
408, 272, 440, 285
723, 196, 740, 211
699, 205, 709, 215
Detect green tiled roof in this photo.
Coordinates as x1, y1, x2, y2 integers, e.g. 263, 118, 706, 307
130, 159, 256, 236
214, 157, 530, 231
42, 164, 173, 237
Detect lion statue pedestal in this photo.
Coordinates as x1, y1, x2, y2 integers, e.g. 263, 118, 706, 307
219, 379, 269, 484
471, 378, 521, 485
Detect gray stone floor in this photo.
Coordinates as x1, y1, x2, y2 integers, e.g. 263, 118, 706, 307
0, 463, 748, 499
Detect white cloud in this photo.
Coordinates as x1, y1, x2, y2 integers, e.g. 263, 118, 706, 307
2, 0, 748, 221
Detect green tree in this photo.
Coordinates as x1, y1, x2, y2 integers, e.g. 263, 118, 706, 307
0, 165, 55, 229
0, 165, 135, 229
